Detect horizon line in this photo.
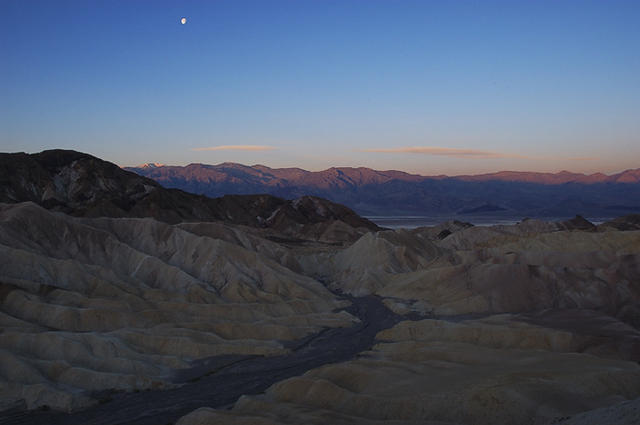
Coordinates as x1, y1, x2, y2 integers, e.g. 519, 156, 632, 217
121, 160, 637, 179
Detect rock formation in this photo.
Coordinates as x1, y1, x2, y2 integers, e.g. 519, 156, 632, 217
0, 150, 379, 241
177, 314, 640, 425
0, 202, 354, 412
1, 150, 639, 425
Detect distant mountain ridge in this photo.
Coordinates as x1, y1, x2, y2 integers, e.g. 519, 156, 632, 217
125, 162, 640, 217
137, 162, 165, 169
455, 169, 640, 184
126, 162, 640, 186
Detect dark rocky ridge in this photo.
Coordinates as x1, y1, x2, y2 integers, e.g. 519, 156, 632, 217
0, 150, 379, 233
559, 214, 597, 231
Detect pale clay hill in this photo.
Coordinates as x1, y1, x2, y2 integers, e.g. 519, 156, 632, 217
1, 201, 640, 424
0, 202, 355, 412
174, 219, 640, 425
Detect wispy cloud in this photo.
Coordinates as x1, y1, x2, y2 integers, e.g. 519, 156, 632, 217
191, 145, 277, 151
361, 146, 527, 159
567, 156, 598, 161
361, 146, 599, 161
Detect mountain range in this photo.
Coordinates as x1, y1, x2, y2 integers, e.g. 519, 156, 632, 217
125, 162, 640, 218
0, 150, 378, 239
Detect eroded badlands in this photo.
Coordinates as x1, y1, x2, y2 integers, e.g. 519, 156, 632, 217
1, 201, 639, 425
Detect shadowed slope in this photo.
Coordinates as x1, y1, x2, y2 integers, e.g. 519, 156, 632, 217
0, 150, 379, 238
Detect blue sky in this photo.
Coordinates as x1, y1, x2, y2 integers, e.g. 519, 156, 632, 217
1, 0, 639, 174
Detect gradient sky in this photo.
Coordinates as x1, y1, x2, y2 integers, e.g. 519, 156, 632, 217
1, 0, 639, 175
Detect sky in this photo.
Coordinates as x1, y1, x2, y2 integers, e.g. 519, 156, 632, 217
1, 0, 639, 175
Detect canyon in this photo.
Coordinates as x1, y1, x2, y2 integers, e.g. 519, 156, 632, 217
0, 150, 639, 425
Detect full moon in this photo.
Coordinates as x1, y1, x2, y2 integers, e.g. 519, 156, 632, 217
180, 17, 187, 25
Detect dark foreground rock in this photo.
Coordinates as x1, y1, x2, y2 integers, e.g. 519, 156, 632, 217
0, 150, 379, 234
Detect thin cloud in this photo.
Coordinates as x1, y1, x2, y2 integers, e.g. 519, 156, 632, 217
191, 145, 277, 152
361, 146, 598, 161
567, 156, 598, 161
361, 146, 527, 159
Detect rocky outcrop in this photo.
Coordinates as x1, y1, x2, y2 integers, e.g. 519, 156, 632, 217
314, 221, 640, 328
599, 214, 640, 231
0, 150, 379, 241
557, 215, 596, 231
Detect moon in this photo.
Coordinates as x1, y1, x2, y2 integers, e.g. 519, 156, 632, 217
180, 17, 187, 25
